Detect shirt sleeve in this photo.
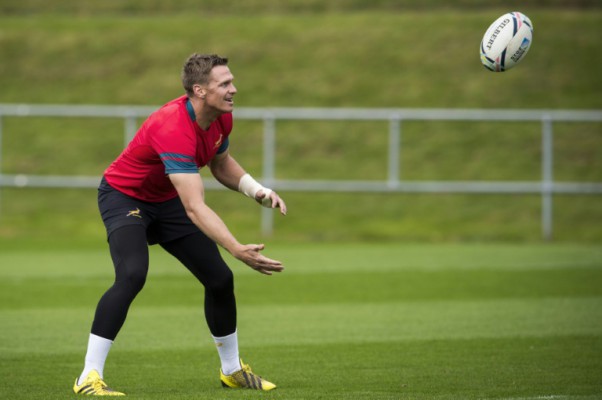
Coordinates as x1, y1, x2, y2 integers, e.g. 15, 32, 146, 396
216, 137, 230, 154
159, 152, 198, 174
150, 110, 199, 174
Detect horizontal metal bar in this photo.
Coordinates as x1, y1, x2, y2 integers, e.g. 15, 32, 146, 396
0, 174, 228, 190
0, 174, 102, 188
2, 174, 601, 194
270, 180, 602, 194
1, 104, 601, 122
0, 104, 158, 118
235, 108, 602, 122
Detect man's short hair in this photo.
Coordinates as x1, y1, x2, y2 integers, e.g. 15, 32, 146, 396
182, 53, 229, 96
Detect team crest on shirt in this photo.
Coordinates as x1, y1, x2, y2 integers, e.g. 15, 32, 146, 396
214, 134, 223, 149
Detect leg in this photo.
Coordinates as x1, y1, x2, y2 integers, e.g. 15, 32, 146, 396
78, 225, 148, 385
160, 232, 242, 375
160, 231, 236, 337
92, 224, 149, 340
161, 232, 277, 391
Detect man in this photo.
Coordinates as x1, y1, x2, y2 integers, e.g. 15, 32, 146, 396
73, 54, 286, 396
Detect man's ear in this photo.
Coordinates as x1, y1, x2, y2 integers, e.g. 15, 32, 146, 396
193, 84, 206, 99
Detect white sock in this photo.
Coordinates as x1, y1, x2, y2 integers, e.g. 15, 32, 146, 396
78, 333, 113, 385
213, 330, 241, 375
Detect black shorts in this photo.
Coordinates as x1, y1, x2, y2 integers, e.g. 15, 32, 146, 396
98, 177, 199, 245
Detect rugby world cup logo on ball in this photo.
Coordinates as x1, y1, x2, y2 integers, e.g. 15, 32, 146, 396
480, 12, 533, 72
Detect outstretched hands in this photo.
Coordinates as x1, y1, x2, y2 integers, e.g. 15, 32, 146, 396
232, 243, 284, 275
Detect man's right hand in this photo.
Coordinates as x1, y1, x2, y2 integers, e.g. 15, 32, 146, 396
232, 244, 284, 275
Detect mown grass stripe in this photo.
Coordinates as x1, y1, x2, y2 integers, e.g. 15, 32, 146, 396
2, 297, 600, 355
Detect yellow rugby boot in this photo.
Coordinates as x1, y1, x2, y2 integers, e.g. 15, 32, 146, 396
220, 360, 276, 391
73, 370, 125, 396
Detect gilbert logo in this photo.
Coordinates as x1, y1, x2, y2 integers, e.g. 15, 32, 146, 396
127, 208, 142, 218
214, 134, 223, 149
486, 18, 510, 50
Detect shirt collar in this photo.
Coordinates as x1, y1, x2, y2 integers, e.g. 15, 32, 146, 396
185, 98, 196, 122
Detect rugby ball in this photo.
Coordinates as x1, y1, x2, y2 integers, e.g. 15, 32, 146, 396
480, 12, 533, 72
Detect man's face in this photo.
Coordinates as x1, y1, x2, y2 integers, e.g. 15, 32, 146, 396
204, 65, 237, 113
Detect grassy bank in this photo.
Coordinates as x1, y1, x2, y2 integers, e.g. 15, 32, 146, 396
0, 10, 600, 243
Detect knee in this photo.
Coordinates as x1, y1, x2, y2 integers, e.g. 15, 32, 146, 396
123, 267, 147, 294
113, 261, 147, 297
109, 225, 149, 296
109, 266, 146, 303
207, 268, 234, 297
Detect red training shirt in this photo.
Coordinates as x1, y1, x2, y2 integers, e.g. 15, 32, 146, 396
104, 95, 232, 202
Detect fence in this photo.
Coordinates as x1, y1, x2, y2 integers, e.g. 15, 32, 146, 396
0, 104, 601, 239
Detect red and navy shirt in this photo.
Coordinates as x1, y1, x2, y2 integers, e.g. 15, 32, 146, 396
104, 95, 231, 202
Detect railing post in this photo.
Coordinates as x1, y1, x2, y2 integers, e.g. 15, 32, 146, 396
0, 115, 3, 219
388, 115, 401, 188
124, 114, 137, 146
541, 115, 554, 241
261, 115, 276, 236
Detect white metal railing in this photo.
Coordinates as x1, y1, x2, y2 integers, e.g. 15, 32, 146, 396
0, 104, 601, 239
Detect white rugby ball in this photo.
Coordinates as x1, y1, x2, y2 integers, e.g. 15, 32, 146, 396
480, 12, 533, 72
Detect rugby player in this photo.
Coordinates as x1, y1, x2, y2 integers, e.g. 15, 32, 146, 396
73, 54, 286, 396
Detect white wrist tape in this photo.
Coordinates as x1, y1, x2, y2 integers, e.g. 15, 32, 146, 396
238, 174, 273, 207
238, 173, 264, 198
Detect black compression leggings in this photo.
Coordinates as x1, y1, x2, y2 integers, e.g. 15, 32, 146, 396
91, 224, 236, 340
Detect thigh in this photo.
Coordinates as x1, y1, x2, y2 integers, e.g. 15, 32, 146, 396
160, 231, 232, 286
149, 196, 199, 245
98, 178, 157, 241
108, 224, 150, 282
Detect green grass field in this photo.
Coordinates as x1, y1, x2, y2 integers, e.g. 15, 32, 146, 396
1, 243, 601, 399
0, 5, 601, 398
